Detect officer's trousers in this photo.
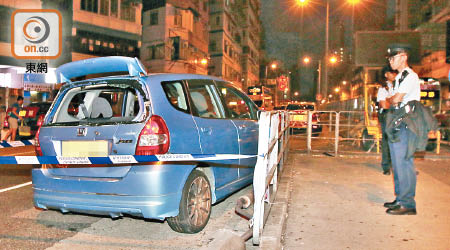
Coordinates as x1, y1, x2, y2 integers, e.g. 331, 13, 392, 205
388, 125, 416, 209
379, 112, 391, 172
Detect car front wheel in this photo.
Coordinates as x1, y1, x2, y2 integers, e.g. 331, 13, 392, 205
167, 170, 212, 233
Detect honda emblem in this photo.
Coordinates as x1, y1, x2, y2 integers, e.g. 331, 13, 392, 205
77, 127, 87, 137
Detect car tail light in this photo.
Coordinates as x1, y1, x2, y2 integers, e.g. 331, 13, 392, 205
135, 115, 170, 155
312, 113, 319, 122
36, 114, 44, 127
35, 127, 43, 156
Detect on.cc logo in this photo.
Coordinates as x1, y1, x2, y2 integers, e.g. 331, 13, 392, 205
11, 9, 61, 59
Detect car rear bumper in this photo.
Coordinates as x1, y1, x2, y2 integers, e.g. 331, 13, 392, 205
32, 164, 196, 220
289, 122, 322, 132
33, 188, 181, 220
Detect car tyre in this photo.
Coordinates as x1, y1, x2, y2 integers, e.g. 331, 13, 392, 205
167, 170, 212, 233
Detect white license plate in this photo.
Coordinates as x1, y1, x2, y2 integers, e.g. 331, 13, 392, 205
62, 141, 108, 157
292, 115, 306, 122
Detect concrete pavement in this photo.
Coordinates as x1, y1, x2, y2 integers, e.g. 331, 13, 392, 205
261, 153, 450, 250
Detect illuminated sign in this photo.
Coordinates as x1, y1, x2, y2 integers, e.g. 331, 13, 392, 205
420, 90, 439, 99
248, 86, 262, 95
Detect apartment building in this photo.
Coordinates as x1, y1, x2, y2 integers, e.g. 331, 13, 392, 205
141, 0, 209, 74
0, 0, 142, 104
209, 0, 244, 90
239, 0, 261, 90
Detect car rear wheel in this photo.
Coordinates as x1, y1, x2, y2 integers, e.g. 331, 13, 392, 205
167, 170, 212, 233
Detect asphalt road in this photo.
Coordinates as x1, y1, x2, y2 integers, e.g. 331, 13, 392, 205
0, 146, 257, 250
1, 140, 449, 249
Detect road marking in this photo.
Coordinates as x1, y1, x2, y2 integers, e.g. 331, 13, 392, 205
0, 181, 32, 193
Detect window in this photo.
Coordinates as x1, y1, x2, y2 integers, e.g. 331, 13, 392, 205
147, 44, 165, 60
110, 0, 118, 17
150, 11, 158, 25
81, 0, 98, 13
218, 83, 257, 120
209, 41, 217, 52
100, 0, 109, 15
120, 1, 136, 22
187, 80, 224, 119
162, 81, 189, 112
53, 86, 141, 124
216, 16, 220, 26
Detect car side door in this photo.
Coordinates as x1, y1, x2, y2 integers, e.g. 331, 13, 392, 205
186, 79, 239, 188
216, 81, 259, 179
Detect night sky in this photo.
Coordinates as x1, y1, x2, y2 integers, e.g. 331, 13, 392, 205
260, 0, 392, 100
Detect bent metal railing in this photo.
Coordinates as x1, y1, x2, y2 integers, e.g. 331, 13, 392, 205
252, 111, 289, 245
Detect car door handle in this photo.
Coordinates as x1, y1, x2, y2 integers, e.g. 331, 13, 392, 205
200, 127, 212, 135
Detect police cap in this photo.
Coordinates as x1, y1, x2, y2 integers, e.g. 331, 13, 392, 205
387, 43, 411, 58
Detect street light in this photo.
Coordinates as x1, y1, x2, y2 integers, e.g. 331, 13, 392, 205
303, 56, 311, 64
329, 56, 337, 64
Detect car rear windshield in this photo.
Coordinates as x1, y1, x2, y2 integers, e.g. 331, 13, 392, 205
50, 85, 142, 125
287, 104, 315, 110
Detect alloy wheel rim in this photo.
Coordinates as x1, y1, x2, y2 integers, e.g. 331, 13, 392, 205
187, 176, 211, 227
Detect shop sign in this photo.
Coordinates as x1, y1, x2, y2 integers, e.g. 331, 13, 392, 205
23, 83, 52, 91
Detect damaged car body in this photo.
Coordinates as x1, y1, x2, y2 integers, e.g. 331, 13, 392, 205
32, 56, 259, 233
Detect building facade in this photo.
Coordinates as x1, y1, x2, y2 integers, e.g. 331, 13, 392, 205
209, 0, 244, 89
239, 0, 261, 90
0, 0, 142, 106
141, 0, 209, 75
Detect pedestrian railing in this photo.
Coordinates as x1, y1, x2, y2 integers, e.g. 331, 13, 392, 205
289, 110, 444, 156
252, 110, 290, 245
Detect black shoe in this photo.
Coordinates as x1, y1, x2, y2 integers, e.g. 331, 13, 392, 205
383, 169, 390, 175
383, 200, 400, 209
386, 206, 417, 215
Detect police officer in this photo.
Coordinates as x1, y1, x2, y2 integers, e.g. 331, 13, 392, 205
383, 44, 420, 215
377, 66, 397, 175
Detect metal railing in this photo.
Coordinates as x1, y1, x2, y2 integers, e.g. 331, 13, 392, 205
252, 111, 289, 245
289, 110, 444, 156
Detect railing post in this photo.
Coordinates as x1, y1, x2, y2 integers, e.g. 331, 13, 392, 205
307, 110, 312, 154
334, 112, 340, 156
329, 112, 333, 132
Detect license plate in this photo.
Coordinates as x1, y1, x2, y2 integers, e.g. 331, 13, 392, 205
62, 141, 108, 157
19, 110, 26, 117
293, 115, 306, 122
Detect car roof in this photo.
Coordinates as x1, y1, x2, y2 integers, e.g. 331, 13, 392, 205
144, 73, 229, 83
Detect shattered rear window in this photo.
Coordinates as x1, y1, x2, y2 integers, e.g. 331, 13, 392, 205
51, 85, 142, 125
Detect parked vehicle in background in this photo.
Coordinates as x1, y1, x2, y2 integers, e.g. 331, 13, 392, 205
285, 102, 322, 135
273, 105, 287, 110
32, 56, 259, 234
3, 101, 51, 139
436, 106, 450, 141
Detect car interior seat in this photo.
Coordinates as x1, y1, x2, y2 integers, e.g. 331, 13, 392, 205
190, 92, 214, 118
90, 97, 113, 118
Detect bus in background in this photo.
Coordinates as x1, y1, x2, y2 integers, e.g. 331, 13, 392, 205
247, 86, 273, 110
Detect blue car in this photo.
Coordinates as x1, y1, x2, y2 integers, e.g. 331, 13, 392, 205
32, 56, 259, 233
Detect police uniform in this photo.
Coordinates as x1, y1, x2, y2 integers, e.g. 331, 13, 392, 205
384, 44, 420, 215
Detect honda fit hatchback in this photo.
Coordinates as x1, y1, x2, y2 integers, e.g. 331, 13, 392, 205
32, 56, 259, 233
